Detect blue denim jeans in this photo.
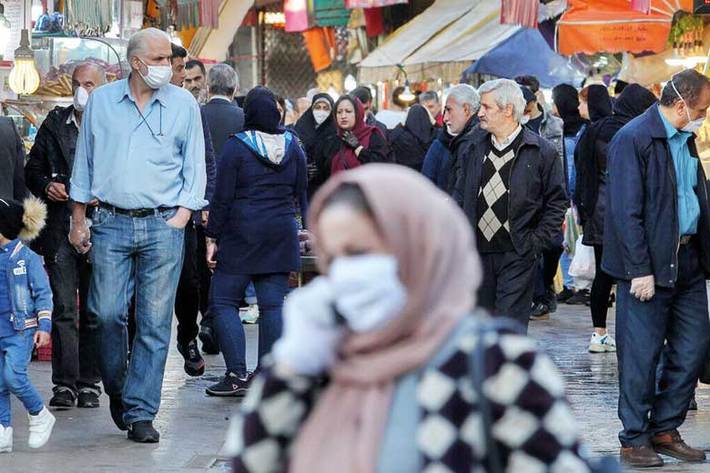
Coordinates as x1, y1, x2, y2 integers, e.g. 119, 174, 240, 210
0, 328, 44, 427
209, 271, 289, 377
617, 243, 710, 447
88, 208, 185, 425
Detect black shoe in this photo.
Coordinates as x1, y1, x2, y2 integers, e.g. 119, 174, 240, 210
127, 420, 160, 443
206, 372, 250, 397
177, 339, 206, 377
543, 288, 557, 313
529, 302, 550, 321
198, 326, 220, 355
556, 287, 575, 303
77, 387, 101, 408
566, 289, 591, 305
110, 396, 128, 431
49, 386, 76, 409
689, 396, 698, 411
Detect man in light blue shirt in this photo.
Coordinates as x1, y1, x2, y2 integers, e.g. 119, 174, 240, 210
68, 27, 206, 444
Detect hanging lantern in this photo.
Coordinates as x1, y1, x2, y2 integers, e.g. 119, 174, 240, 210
9, 29, 40, 95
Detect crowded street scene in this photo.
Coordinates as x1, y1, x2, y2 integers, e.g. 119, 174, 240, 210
4, 0, 710, 472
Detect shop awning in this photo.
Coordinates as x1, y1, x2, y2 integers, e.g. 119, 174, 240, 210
556, 0, 692, 56
464, 28, 585, 88
357, 0, 476, 83
189, 0, 253, 61
359, 0, 517, 83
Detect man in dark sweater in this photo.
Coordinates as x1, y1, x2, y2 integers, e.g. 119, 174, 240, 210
25, 62, 106, 409
0, 117, 26, 202
453, 79, 567, 331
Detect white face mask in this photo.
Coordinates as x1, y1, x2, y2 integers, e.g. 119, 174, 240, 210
520, 115, 530, 125
672, 77, 706, 133
138, 59, 172, 90
73, 86, 89, 112
329, 254, 407, 333
313, 110, 330, 126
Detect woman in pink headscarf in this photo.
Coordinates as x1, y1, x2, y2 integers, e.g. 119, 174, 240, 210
225, 165, 597, 472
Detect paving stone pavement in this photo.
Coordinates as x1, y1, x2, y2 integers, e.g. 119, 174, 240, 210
4, 306, 710, 472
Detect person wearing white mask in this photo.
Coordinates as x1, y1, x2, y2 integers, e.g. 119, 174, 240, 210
67, 27, 207, 443
604, 68, 710, 468
24, 62, 106, 412
225, 165, 599, 472
294, 93, 340, 198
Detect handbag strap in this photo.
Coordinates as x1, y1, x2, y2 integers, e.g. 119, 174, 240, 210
468, 316, 523, 473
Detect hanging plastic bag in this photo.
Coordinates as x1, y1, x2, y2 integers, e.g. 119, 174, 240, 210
568, 239, 596, 281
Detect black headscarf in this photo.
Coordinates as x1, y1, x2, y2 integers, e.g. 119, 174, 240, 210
587, 84, 612, 122
552, 84, 586, 136
243, 86, 284, 134
389, 104, 436, 171
574, 83, 657, 222
294, 93, 336, 147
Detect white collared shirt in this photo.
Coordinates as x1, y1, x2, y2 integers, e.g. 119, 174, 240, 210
66, 111, 79, 129
491, 125, 523, 151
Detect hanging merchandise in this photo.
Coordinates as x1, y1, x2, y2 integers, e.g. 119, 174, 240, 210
303, 27, 335, 72
176, 0, 200, 30
363, 7, 384, 37
285, 0, 311, 32
345, 0, 407, 9
500, 0, 539, 28
334, 26, 348, 61
200, 0, 219, 28
314, 0, 352, 26
64, 0, 113, 33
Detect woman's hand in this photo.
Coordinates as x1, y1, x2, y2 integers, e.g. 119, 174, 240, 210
272, 277, 345, 376
206, 238, 218, 271
341, 131, 361, 149
34, 331, 50, 348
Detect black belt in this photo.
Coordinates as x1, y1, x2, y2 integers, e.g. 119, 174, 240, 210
99, 202, 174, 218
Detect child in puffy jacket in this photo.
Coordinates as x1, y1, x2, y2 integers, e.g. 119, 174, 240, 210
0, 197, 55, 452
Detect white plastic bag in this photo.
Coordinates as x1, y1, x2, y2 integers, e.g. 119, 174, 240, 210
568, 239, 596, 282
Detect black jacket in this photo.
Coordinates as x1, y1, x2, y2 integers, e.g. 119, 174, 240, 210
0, 117, 27, 202
389, 104, 436, 171
25, 106, 81, 258
603, 104, 710, 286
453, 127, 568, 256
202, 98, 245, 160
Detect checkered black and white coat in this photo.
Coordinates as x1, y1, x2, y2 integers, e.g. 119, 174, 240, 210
226, 320, 593, 473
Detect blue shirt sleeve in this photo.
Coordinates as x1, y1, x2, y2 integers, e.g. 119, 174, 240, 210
70, 96, 95, 203
176, 99, 207, 211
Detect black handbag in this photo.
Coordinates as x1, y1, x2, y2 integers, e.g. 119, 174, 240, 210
468, 318, 621, 473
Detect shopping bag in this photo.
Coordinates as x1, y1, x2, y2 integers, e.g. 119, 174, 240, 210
568, 239, 596, 281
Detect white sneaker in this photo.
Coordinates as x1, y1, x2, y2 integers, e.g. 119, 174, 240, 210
0, 425, 12, 453
27, 407, 55, 448
239, 304, 260, 324
588, 333, 617, 353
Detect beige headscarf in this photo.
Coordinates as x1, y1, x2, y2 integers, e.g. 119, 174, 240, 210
289, 164, 482, 473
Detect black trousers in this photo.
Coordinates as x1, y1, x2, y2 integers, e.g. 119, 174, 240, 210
478, 251, 537, 332
590, 245, 615, 329
45, 238, 101, 392
174, 222, 212, 346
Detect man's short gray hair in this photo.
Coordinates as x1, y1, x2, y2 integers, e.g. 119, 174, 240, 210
127, 28, 170, 61
478, 79, 526, 121
419, 90, 439, 104
208, 64, 239, 97
447, 84, 480, 112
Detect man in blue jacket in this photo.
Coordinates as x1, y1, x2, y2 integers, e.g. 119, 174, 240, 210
604, 69, 710, 468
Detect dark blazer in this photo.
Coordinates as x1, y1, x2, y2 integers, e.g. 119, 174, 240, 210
202, 98, 245, 160
603, 104, 710, 286
0, 117, 26, 202
25, 106, 79, 258
453, 127, 568, 256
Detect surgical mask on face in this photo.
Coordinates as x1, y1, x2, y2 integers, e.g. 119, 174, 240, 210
329, 254, 407, 333
520, 115, 530, 125
73, 86, 89, 112
671, 78, 706, 133
313, 110, 330, 126
138, 59, 173, 90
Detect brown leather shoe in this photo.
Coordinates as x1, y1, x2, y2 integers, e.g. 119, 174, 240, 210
652, 430, 706, 463
620, 445, 664, 468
